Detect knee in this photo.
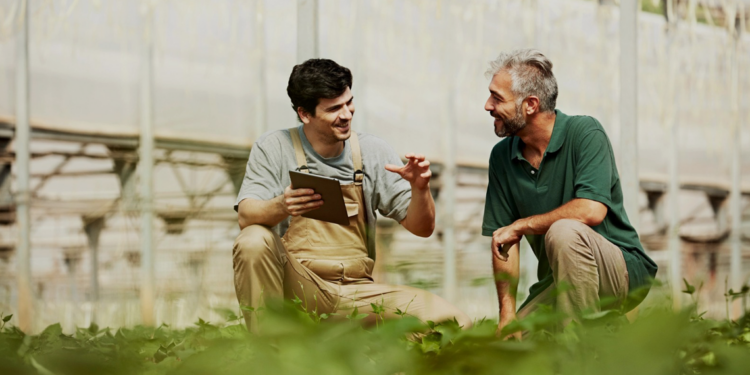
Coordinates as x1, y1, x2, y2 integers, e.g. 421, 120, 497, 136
545, 219, 587, 260
233, 225, 279, 264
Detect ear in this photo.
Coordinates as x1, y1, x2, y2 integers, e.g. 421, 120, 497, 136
524, 96, 541, 115
297, 107, 312, 124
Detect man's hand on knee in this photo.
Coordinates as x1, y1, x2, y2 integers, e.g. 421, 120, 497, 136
492, 226, 521, 261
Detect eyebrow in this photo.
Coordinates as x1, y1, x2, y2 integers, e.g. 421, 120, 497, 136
489, 89, 504, 99
325, 96, 354, 111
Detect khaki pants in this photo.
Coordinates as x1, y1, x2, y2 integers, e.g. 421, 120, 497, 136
233, 225, 471, 332
517, 219, 629, 325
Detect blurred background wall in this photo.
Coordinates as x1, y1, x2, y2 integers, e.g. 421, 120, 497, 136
0, 0, 748, 332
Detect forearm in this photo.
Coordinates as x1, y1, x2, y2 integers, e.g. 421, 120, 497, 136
494, 243, 520, 316
400, 184, 435, 237
237, 196, 288, 230
514, 198, 606, 236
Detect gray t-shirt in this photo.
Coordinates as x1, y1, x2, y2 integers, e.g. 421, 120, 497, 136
234, 124, 412, 259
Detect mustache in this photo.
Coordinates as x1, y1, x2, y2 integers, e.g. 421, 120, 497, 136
489, 111, 505, 120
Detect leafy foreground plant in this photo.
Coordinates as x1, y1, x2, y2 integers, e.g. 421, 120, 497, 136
1, 296, 750, 375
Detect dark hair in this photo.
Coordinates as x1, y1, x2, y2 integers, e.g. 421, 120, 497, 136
287, 59, 353, 121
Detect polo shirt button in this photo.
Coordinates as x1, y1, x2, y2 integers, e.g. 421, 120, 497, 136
531, 170, 536, 175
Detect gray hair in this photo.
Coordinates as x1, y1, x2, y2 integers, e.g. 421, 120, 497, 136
485, 49, 558, 113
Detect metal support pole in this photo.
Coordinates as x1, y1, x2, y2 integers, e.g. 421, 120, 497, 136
297, 0, 318, 63
83, 216, 105, 323
139, 6, 156, 326
15, 0, 33, 334
620, 0, 640, 232
729, 32, 742, 319
254, 0, 267, 139
353, 0, 368, 133
441, 89, 457, 304
665, 0, 682, 309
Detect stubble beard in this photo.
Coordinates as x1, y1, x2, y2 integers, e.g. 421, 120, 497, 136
495, 103, 526, 138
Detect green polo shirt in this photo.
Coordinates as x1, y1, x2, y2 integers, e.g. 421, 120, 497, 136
482, 110, 657, 311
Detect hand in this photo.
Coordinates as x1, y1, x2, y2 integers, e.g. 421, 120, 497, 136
281, 185, 323, 217
496, 311, 522, 340
384, 153, 431, 190
492, 223, 523, 261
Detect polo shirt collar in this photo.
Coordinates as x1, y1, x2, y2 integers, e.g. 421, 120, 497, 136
511, 109, 568, 160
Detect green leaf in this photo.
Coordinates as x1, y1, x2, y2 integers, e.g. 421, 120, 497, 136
420, 332, 442, 354
682, 278, 695, 295
40, 323, 63, 339
370, 303, 385, 315
2, 314, 11, 322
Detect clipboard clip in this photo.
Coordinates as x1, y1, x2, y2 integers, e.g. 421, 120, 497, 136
296, 165, 310, 173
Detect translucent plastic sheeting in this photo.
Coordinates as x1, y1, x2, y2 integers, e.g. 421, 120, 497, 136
318, 0, 750, 181
0, 0, 747, 177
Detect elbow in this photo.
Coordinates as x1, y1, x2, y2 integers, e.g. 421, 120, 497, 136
409, 223, 434, 238
418, 222, 436, 238
584, 216, 604, 228
238, 215, 249, 231
417, 212, 436, 237
582, 202, 607, 227
401, 216, 435, 238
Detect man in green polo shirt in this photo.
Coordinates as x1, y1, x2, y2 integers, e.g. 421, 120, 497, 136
481, 49, 658, 336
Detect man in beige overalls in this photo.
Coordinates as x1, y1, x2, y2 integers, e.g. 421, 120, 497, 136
233, 59, 470, 333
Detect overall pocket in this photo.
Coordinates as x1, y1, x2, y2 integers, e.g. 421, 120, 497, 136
306, 202, 361, 248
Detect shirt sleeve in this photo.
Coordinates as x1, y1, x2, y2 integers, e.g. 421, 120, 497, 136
233, 140, 283, 212
573, 129, 614, 208
372, 141, 411, 222
482, 150, 517, 236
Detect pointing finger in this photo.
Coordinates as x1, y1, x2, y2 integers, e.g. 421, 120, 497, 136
384, 164, 402, 173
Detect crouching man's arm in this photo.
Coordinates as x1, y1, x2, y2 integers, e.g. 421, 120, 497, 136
385, 153, 435, 237
493, 240, 520, 340
491, 198, 606, 243
237, 186, 323, 230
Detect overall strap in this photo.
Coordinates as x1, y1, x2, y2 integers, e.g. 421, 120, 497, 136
349, 131, 364, 183
289, 127, 309, 173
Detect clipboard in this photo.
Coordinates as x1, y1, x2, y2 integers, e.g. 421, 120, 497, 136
289, 171, 349, 225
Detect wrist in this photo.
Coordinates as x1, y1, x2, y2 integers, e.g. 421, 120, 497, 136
276, 195, 289, 216
499, 309, 516, 323
513, 218, 529, 236
410, 181, 431, 193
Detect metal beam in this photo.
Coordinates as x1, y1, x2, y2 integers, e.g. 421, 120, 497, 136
297, 0, 318, 63
0, 121, 253, 159
15, 0, 33, 334
620, 0, 640, 232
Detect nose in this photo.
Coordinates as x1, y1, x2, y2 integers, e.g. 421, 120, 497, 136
484, 97, 494, 112
340, 103, 353, 120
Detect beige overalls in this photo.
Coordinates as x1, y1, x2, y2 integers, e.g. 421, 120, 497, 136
233, 128, 471, 332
